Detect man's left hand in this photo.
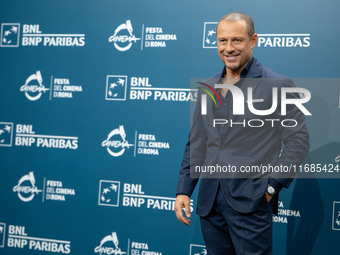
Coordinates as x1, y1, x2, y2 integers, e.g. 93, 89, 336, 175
265, 192, 273, 203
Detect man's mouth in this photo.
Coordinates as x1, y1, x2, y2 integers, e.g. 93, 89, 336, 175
224, 54, 239, 62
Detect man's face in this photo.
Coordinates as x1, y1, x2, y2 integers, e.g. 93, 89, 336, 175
217, 20, 257, 73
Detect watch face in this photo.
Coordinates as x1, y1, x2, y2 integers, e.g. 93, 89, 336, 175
268, 186, 275, 194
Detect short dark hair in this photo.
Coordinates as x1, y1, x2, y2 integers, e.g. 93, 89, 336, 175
217, 12, 255, 39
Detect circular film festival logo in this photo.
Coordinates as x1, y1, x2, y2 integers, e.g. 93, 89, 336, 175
108, 20, 140, 51
102, 125, 133, 157
94, 232, 126, 255
13, 172, 42, 202
20, 71, 49, 101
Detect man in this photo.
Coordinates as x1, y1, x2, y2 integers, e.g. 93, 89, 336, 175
175, 12, 310, 254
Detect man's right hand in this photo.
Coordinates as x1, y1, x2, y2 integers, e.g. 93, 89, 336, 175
174, 195, 191, 226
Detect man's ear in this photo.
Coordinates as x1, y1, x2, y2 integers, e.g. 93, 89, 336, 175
251, 33, 258, 49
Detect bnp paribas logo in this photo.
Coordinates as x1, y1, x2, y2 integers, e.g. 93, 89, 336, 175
190, 244, 207, 255
0, 23, 20, 47
332, 201, 340, 231
202, 22, 217, 48
98, 180, 120, 207
106, 75, 127, 101
0, 122, 14, 147
202, 22, 311, 48
0, 223, 5, 248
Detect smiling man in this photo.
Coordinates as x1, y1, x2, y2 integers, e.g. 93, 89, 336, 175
217, 16, 255, 75
175, 12, 310, 254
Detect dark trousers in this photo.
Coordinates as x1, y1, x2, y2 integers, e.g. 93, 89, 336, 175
200, 185, 273, 255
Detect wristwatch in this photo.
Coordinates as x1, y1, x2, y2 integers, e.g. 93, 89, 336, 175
267, 185, 276, 196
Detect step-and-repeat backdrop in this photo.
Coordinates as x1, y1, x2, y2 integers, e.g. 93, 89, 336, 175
0, 0, 339, 254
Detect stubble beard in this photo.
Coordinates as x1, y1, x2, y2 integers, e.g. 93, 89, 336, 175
225, 55, 250, 73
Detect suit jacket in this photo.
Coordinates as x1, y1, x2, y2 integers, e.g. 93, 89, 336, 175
176, 57, 310, 216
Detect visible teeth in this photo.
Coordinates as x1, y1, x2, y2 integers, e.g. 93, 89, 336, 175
226, 55, 237, 60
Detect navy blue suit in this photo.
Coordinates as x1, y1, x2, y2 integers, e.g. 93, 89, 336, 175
176, 58, 310, 254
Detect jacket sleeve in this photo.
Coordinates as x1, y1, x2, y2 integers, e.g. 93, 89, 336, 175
270, 78, 310, 189
176, 89, 207, 197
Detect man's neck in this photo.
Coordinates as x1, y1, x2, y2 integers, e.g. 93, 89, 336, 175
225, 70, 241, 79
224, 56, 252, 79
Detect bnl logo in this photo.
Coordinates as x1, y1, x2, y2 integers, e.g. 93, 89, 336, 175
0, 122, 14, 147
203, 22, 217, 48
190, 244, 207, 255
0, 23, 20, 47
98, 180, 120, 207
106, 75, 127, 101
332, 201, 340, 231
0, 223, 6, 248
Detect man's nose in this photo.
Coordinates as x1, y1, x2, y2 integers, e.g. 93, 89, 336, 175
225, 41, 235, 53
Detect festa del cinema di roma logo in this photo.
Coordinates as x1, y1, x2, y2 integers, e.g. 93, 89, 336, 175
101, 125, 133, 157
13, 172, 42, 202
108, 20, 140, 52
108, 20, 177, 51
20, 70, 49, 101
101, 126, 170, 157
94, 232, 126, 255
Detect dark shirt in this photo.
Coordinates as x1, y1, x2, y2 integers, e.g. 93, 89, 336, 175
214, 57, 254, 138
